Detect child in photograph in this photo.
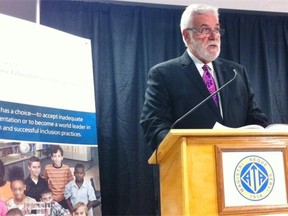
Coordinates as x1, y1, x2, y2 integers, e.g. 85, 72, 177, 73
0, 199, 7, 216
64, 163, 96, 216
44, 145, 74, 209
0, 159, 13, 202
72, 202, 88, 216
24, 156, 48, 201
40, 188, 71, 216
6, 166, 36, 214
6, 208, 23, 216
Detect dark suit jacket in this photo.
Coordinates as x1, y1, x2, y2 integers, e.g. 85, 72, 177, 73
140, 51, 268, 150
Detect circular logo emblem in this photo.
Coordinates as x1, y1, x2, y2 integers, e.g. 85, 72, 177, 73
234, 155, 274, 201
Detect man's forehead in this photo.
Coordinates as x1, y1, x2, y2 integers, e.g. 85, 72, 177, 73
192, 13, 219, 25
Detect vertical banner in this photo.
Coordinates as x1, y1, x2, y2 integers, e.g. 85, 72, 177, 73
0, 13, 97, 146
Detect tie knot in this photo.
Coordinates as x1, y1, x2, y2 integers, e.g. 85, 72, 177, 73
202, 64, 209, 72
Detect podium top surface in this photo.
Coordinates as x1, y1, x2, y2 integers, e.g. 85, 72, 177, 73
148, 129, 288, 164
168, 128, 288, 137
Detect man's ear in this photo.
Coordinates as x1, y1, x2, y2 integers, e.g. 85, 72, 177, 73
183, 29, 191, 44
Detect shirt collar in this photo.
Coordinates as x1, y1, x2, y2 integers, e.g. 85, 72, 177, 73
187, 49, 215, 77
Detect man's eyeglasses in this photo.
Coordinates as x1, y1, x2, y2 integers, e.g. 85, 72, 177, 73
187, 27, 225, 36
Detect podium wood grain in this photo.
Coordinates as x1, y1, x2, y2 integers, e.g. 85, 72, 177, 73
149, 129, 288, 216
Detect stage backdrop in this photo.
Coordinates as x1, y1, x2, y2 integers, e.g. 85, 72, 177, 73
40, 1, 288, 215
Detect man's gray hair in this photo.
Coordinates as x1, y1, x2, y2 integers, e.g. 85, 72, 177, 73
180, 4, 219, 32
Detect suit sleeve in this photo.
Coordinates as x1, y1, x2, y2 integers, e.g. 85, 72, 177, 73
140, 66, 173, 150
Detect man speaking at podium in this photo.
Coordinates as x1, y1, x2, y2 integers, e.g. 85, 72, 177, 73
140, 4, 268, 151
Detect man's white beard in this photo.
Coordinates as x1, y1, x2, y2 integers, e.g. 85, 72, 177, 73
191, 39, 220, 62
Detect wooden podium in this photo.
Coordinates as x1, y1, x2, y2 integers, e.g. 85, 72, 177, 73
148, 129, 288, 216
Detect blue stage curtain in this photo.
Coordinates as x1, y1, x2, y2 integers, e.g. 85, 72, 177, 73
41, 1, 288, 215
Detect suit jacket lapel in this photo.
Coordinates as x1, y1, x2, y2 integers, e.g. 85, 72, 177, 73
181, 52, 207, 98
181, 51, 222, 117
213, 59, 232, 120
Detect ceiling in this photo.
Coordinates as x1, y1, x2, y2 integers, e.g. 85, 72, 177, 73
0, 0, 287, 24
112, 0, 288, 13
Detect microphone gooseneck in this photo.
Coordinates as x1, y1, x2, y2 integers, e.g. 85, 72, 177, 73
170, 69, 238, 129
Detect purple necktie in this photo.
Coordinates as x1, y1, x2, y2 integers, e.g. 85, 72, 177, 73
202, 64, 219, 107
